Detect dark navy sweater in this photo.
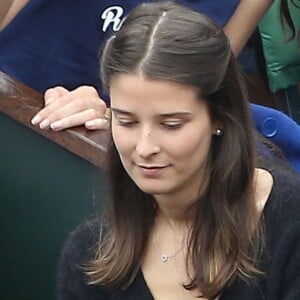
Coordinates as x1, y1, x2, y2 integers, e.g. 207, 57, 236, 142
57, 166, 300, 299
0, 0, 238, 94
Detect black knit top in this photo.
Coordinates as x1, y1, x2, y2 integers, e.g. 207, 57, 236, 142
57, 166, 300, 300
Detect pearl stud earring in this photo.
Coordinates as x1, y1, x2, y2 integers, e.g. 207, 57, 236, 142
215, 128, 223, 136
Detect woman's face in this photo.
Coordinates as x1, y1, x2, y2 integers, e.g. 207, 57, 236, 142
110, 74, 217, 203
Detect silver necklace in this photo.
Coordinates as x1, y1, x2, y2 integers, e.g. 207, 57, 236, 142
152, 236, 185, 263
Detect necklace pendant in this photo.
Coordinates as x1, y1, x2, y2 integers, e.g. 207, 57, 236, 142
161, 254, 169, 262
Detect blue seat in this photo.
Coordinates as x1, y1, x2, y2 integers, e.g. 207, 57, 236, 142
251, 103, 300, 173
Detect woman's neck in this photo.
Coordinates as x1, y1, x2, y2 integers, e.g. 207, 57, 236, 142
155, 207, 194, 233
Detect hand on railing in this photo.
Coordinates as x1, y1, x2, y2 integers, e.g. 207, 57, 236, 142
31, 85, 110, 131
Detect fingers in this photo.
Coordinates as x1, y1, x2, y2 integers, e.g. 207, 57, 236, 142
31, 93, 74, 128
31, 86, 70, 125
85, 109, 111, 130
31, 85, 108, 131
44, 86, 69, 106
50, 109, 107, 131
85, 118, 110, 130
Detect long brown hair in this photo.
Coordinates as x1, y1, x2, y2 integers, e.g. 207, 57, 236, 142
86, 2, 263, 299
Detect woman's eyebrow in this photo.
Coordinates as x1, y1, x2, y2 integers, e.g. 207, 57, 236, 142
110, 108, 193, 118
159, 112, 192, 117
110, 108, 133, 115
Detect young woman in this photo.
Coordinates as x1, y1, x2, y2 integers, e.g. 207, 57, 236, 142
57, 2, 300, 299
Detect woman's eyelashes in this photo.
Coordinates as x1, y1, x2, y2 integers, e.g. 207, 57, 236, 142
112, 111, 187, 130
160, 121, 183, 129
116, 119, 184, 130
117, 118, 137, 127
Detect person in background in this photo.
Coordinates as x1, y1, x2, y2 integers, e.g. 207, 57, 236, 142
0, 0, 13, 25
1, 0, 276, 129
28, 0, 299, 132
2, 1, 299, 171
58, 2, 300, 299
0, 0, 138, 93
27, 0, 278, 130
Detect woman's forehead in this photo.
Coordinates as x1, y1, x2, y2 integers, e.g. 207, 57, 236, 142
110, 74, 200, 104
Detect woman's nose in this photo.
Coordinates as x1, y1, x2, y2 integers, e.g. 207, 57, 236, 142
135, 129, 160, 158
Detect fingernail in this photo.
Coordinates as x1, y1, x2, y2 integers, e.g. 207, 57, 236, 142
50, 121, 61, 131
86, 119, 108, 130
86, 120, 96, 127
39, 119, 50, 129
31, 115, 42, 125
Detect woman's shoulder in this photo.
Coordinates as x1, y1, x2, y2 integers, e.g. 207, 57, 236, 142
260, 167, 300, 298
258, 154, 300, 205
265, 164, 300, 217
62, 219, 102, 259
57, 218, 106, 299
256, 154, 300, 243
262, 163, 300, 255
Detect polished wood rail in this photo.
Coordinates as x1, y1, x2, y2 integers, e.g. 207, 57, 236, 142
0, 71, 109, 169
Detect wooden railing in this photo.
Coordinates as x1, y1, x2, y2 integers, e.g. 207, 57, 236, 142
0, 70, 109, 169
0, 71, 109, 300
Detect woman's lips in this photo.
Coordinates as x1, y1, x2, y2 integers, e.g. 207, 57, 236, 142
137, 164, 169, 176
